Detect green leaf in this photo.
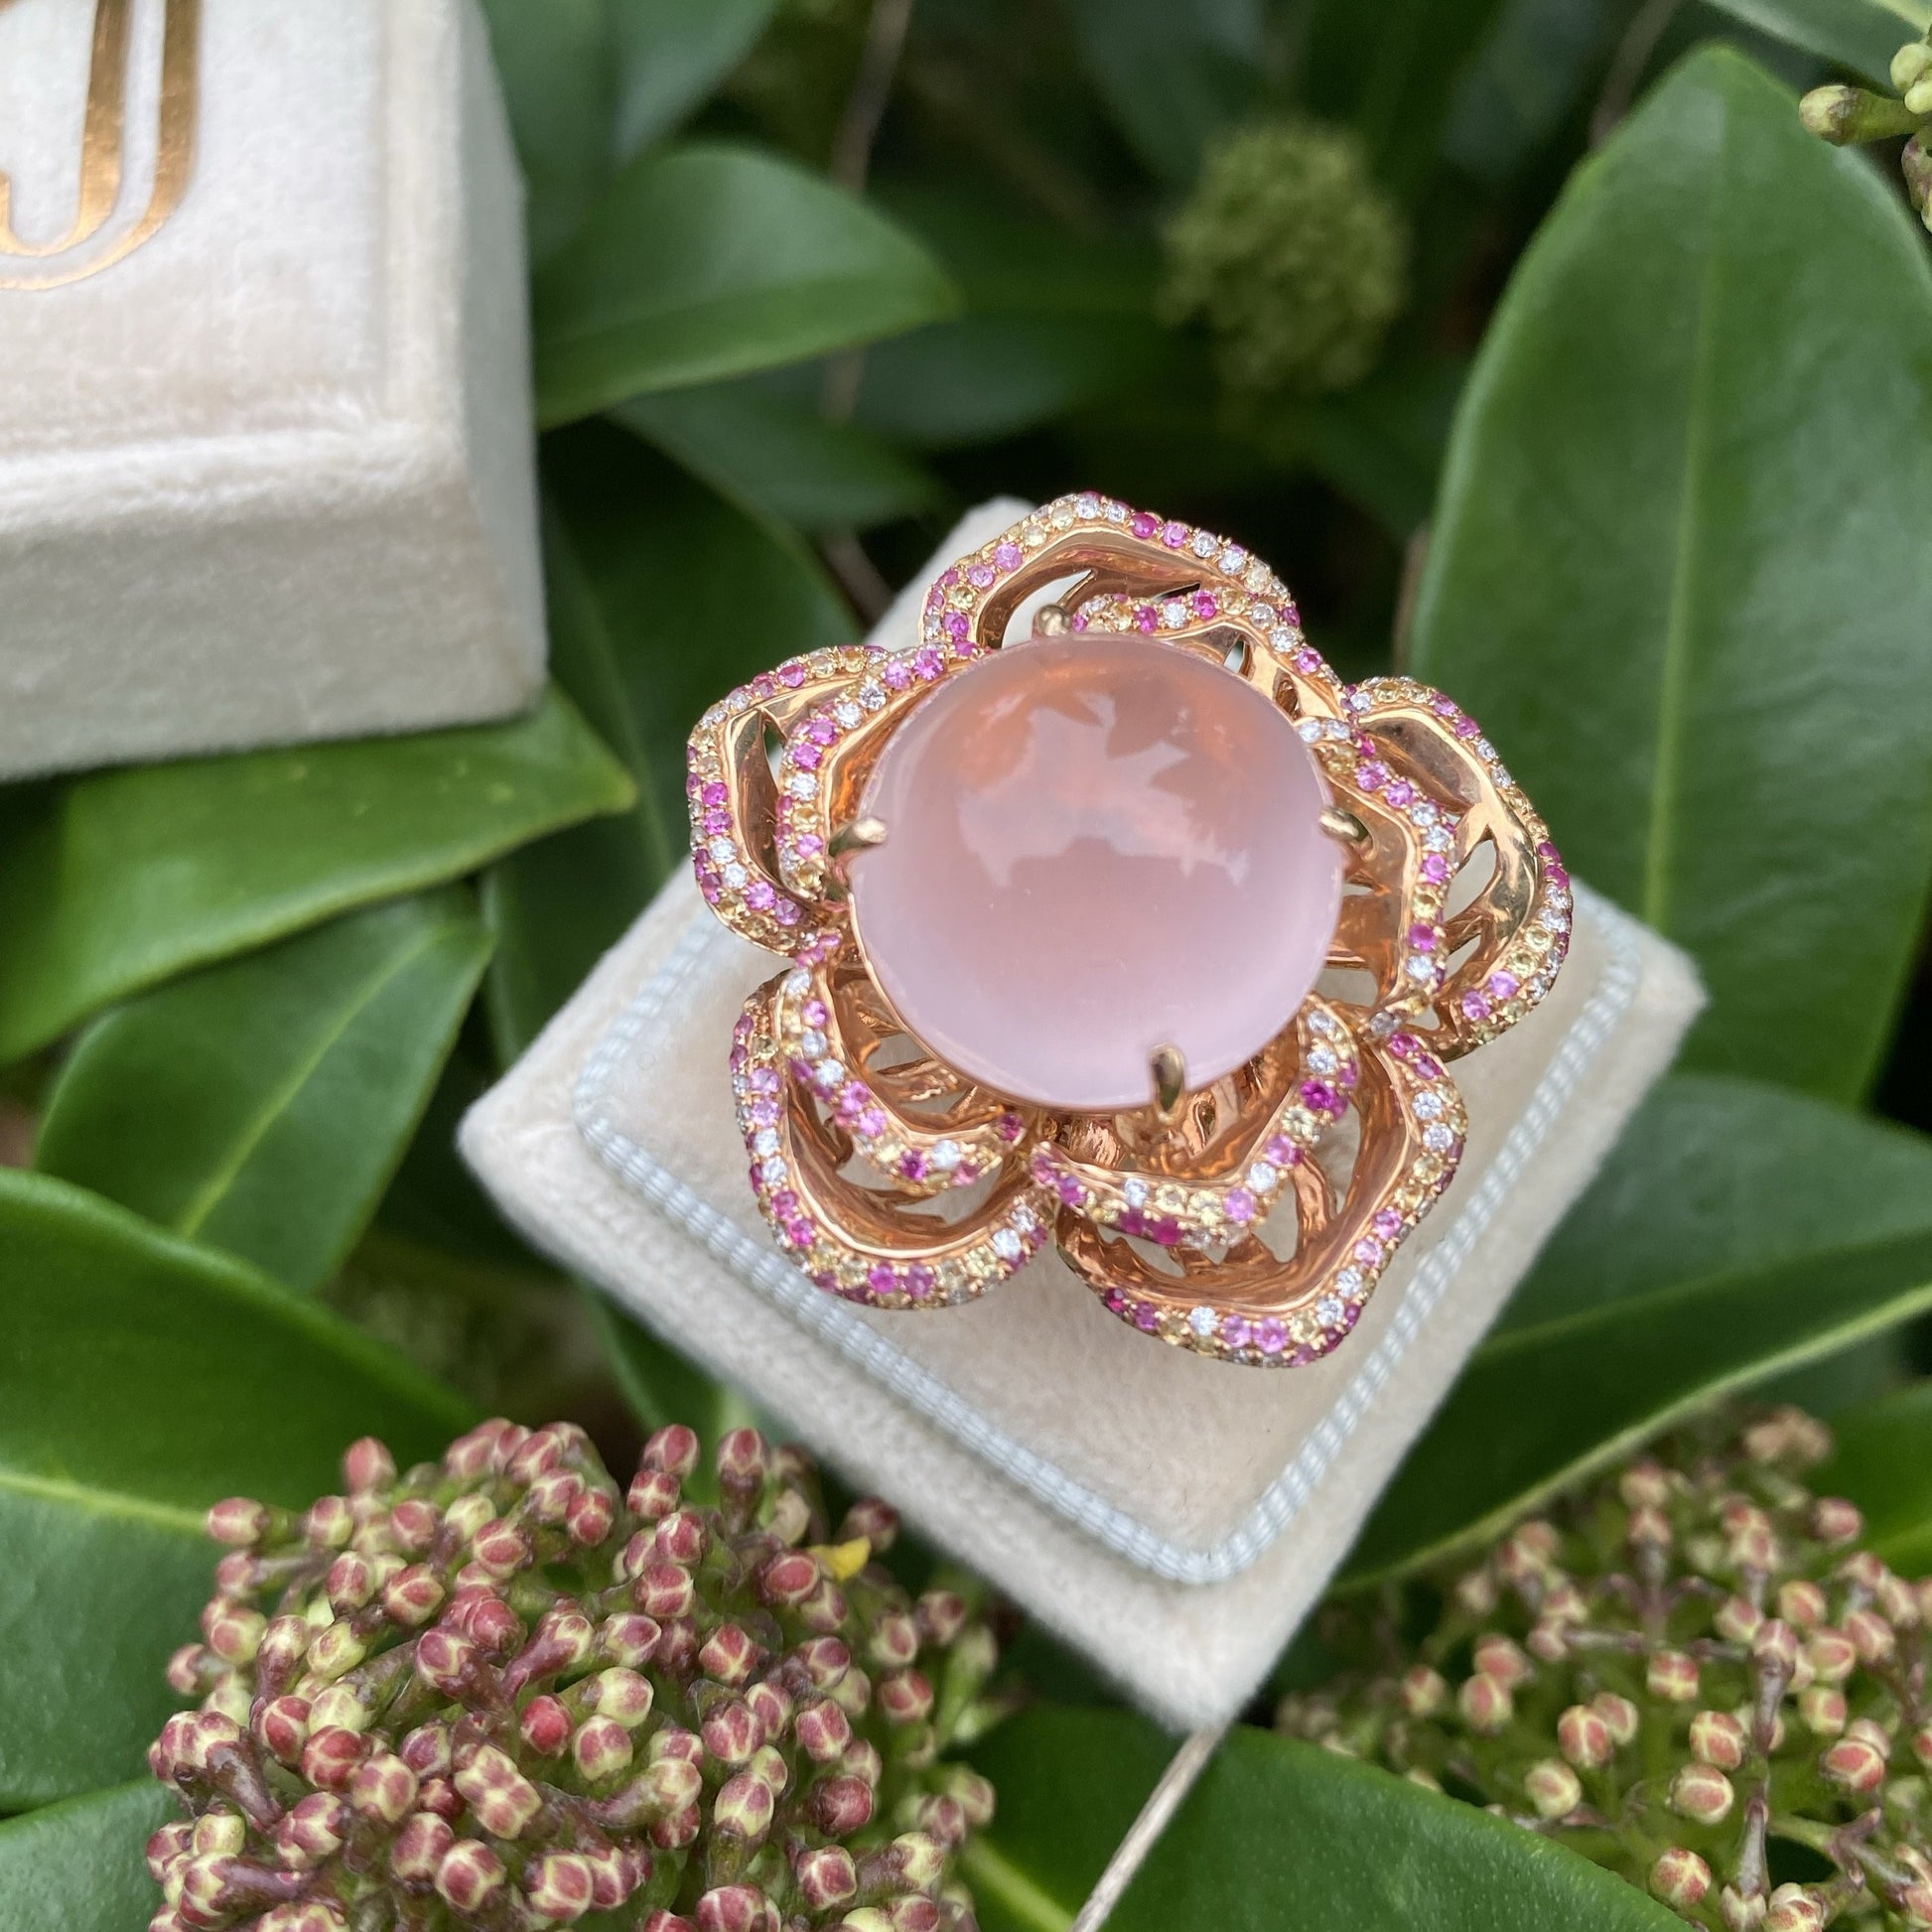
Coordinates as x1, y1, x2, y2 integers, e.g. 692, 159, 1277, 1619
1411, 48, 1932, 1101
1300, 0, 1515, 197
1443, 0, 1620, 186
612, 0, 781, 159
35, 892, 491, 1293
961, 1711, 1679, 1931
0, 1169, 474, 1808
1818, 1379, 1932, 1575
533, 143, 959, 427
0, 689, 632, 1068
1343, 1227, 1932, 1587
612, 383, 943, 532
482, 503, 675, 1063
1058, 0, 1265, 185
1295, 349, 1467, 540
0, 1781, 173, 1932
853, 190, 1170, 449
589, 1294, 743, 1449
1698, 0, 1926, 85
544, 424, 851, 836
1500, 1072, 1932, 1332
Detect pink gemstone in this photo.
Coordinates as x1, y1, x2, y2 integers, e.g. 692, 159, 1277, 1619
969, 563, 995, 588
1222, 1316, 1252, 1348
1372, 1208, 1402, 1238
745, 881, 776, 910
779, 663, 806, 689
866, 1263, 897, 1297
848, 635, 1343, 1111
1460, 991, 1491, 1021
1129, 512, 1159, 540
1407, 923, 1437, 951
1488, 971, 1521, 1000
1383, 781, 1416, 808
792, 744, 822, 771
942, 613, 969, 640
1191, 593, 1218, 620
1161, 521, 1187, 548
906, 1265, 935, 1299
1257, 1318, 1288, 1355
885, 660, 912, 690
1225, 1187, 1256, 1223
701, 781, 729, 807
1264, 1135, 1300, 1167
1133, 606, 1159, 633
1292, 648, 1320, 673
996, 1112, 1025, 1142
1420, 854, 1451, 885
994, 542, 1023, 570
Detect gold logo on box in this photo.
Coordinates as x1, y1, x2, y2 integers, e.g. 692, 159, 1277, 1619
0, 0, 200, 290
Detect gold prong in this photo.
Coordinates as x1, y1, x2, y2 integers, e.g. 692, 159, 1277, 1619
1319, 805, 1372, 848
829, 815, 889, 861
1033, 603, 1071, 637
1151, 1043, 1186, 1124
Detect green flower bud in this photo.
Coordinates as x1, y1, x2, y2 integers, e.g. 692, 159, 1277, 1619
1160, 120, 1408, 400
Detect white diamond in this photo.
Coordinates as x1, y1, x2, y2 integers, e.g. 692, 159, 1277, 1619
1336, 1268, 1364, 1297
1103, 500, 1127, 522
1542, 906, 1568, 930
1491, 762, 1511, 786
930, 1140, 962, 1172
707, 836, 734, 862
1324, 719, 1351, 739
1123, 1177, 1149, 1208
1409, 800, 1439, 826
1477, 738, 1496, 759
835, 701, 862, 728
1424, 826, 1454, 852
1222, 545, 1248, 572
859, 682, 886, 710
787, 771, 817, 799
1406, 955, 1437, 981
1345, 688, 1369, 713
784, 970, 810, 995
1013, 1201, 1038, 1232
1317, 1297, 1343, 1324
1424, 1124, 1455, 1154
723, 864, 749, 889
1190, 529, 1218, 558
1270, 627, 1296, 651
1310, 1010, 1338, 1036
1075, 492, 1101, 517
1051, 507, 1074, 529
1414, 1091, 1444, 1121
800, 1029, 827, 1058
814, 1058, 844, 1087
753, 1129, 779, 1158
991, 1229, 1023, 1261
1247, 1162, 1278, 1192
1310, 1045, 1338, 1075
1368, 1012, 1397, 1037
759, 1157, 787, 1184
1298, 719, 1323, 743
1160, 600, 1187, 628
1188, 1306, 1218, 1337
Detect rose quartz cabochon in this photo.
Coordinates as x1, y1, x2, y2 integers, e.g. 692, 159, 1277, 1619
849, 634, 1343, 1111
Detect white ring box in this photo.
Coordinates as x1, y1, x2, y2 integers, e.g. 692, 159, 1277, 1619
462, 503, 1704, 1728
0, 0, 544, 778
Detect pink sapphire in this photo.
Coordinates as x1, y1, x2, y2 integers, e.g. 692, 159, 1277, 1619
848, 635, 1343, 1111
1129, 512, 1159, 540
779, 662, 806, 689
994, 541, 1023, 570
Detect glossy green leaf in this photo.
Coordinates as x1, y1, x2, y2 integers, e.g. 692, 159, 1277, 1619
962, 1710, 1678, 1931
1344, 1227, 1932, 1587
1296, 349, 1467, 539
1058, 0, 1265, 184
1443, 0, 1619, 185
482, 503, 675, 1063
0, 1781, 172, 1932
533, 144, 958, 427
0, 690, 631, 1068
612, 384, 943, 532
544, 424, 851, 835
35, 892, 491, 1292
1501, 1072, 1932, 1331
0, 1170, 474, 1806
1700, 0, 1925, 84
1411, 49, 1932, 1100
612, 0, 780, 159
854, 191, 1170, 449
589, 1294, 745, 1450
1818, 1379, 1932, 1575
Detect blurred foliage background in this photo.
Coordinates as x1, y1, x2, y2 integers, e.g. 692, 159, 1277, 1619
4, 0, 1932, 1925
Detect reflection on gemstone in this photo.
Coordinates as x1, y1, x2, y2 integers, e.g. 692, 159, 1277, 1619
849, 634, 1342, 1110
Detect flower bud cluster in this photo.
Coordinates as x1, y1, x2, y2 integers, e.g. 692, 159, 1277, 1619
147, 1419, 1000, 1931
1278, 1409, 1932, 1929
1800, 35, 1932, 231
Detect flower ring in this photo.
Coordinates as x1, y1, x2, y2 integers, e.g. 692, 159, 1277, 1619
686, 495, 1572, 1367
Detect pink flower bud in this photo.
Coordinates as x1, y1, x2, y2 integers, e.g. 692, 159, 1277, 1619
1457, 1672, 1512, 1734
1797, 1685, 1846, 1735
1690, 1710, 1747, 1770
842, 1737, 884, 1788
869, 1611, 920, 1671
167, 1644, 209, 1695
1898, 1882, 1932, 1930
574, 1716, 634, 1782
253, 1695, 310, 1767
520, 1696, 572, 1756
1765, 1885, 1826, 1932
1669, 1762, 1734, 1824
273, 1792, 348, 1868
1619, 1460, 1671, 1508
1524, 1758, 1581, 1820
795, 1698, 853, 1762
1471, 1635, 1531, 1688
1844, 1606, 1895, 1663
388, 1810, 454, 1882
206, 1498, 273, 1547
1625, 1504, 1672, 1549
525, 1468, 584, 1524
697, 1884, 767, 1932
1806, 1628, 1857, 1683
651, 1802, 702, 1851
840, 1496, 899, 1553
627, 1468, 681, 1519
813, 1774, 875, 1834
600, 1612, 661, 1667
1640, 1870, 1704, 1932
1811, 1496, 1862, 1545
413, 1628, 481, 1698
304, 1619, 365, 1683
1776, 1580, 1827, 1626
759, 1551, 819, 1606
388, 1498, 440, 1553
586, 1844, 649, 1911
324, 1553, 373, 1614
1721, 1885, 1768, 1931
1592, 1693, 1639, 1746
877, 1669, 934, 1725
523, 1852, 596, 1924
1557, 1704, 1612, 1769
798, 1580, 851, 1635
1714, 1595, 1762, 1644
917, 1590, 968, 1647
379, 1564, 443, 1628
147, 1822, 195, 1884
342, 1438, 396, 1495
301, 1726, 367, 1792
256, 1903, 348, 1932
643, 1425, 701, 1478
454, 1744, 542, 1838
1820, 1735, 1886, 1793
399, 1723, 452, 1778
435, 1838, 506, 1912
703, 1699, 759, 1765
655, 1510, 708, 1567
594, 1668, 655, 1727
745, 1680, 789, 1743
793, 1845, 859, 1909
303, 1496, 353, 1550
1648, 1649, 1700, 1702
714, 1770, 775, 1843
470, 1520, 531, 1581
642, 1916, 697, 1932
637, 1563, 696, 1620
1846, 1715, 1892, 1755
567, 1488, 616, 1546
699, 1622, 761, 1686
1399, 1666, 1447, 1718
